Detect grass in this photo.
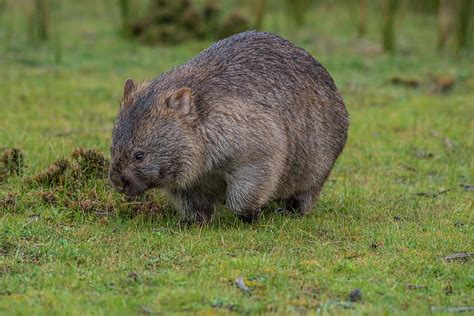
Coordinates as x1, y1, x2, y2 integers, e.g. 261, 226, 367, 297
0, 1, 473, 314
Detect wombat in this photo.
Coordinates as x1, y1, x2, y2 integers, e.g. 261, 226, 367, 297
109, 31, 349, 223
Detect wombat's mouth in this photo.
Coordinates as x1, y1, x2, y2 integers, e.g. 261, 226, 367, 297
108, 170, 150, 197
123, 187, 148, 197
113, 183, 149, 197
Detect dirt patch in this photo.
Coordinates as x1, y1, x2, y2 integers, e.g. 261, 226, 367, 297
129, 0, 249, 45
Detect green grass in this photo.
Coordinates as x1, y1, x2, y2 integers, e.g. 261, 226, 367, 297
0, 1, 473, 315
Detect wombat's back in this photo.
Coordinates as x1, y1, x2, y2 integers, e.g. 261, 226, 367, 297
155, 31, 342, 110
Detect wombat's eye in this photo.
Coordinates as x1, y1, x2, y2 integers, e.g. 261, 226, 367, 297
134, 151, 145, 162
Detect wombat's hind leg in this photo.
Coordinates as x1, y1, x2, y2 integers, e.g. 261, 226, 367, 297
226, 163, 279, 223
284, 187, 322, 216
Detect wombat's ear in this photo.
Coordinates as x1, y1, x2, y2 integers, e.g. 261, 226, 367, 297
166, 87, 193, 115
122, 78, 136, 106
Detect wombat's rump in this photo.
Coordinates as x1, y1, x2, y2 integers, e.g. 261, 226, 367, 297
109, 31, 349, 223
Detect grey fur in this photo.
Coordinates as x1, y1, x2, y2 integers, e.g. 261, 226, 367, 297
109, 31, 349, 223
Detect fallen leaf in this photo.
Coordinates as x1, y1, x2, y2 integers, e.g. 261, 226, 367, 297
432, 74, 456, 93
431, 306, 474, 313
127, 271, 139, 282
347, 288, 363, 302
235, 276, 251, 294
416, 189, 450, 198
444, 253, 473, 262
390, 76, 420, 88
27, 214, 40, 222
444, 284, 453, 295
415, 150, 434, 159
393, 216, 404, 222
444, 137, 454, 152
370, 241, 384, 249
344, 253, 362, 259
140, 306, 153, 315
460, 184, 474, 191
402, 164, 417, 172
93, 211, 110, 217
406, 284, 427, 290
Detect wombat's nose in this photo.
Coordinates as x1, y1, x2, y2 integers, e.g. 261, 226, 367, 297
120, 175, 130, 188
109, 171, 129, 191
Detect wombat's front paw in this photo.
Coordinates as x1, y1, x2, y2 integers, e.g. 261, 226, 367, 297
274, 207, 294, 215
178, 212, 210, 227
237, 211, 260, 224
178, 219, 197, 227
178, 218, 204, 227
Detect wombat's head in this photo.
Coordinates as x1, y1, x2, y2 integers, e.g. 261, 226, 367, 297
109, 79, 203, 197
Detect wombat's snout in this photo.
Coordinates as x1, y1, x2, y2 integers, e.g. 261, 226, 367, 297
108, 169, 130, 193
109, 167, 148, 197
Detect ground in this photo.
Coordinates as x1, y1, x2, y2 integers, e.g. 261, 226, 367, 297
0, 1, 473, 315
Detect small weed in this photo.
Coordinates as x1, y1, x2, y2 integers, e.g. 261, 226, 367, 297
0, 148, 24, 181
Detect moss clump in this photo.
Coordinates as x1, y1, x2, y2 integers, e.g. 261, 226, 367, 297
31, 147, 109, 187
130, 0, 204, 44
31, 158, 71, 185
71, 147, 109, 179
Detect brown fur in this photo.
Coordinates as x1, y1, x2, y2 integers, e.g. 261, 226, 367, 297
109, 31, 349, 223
